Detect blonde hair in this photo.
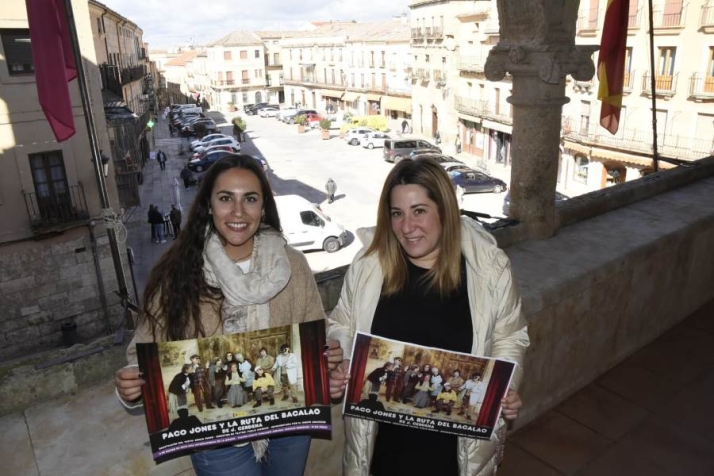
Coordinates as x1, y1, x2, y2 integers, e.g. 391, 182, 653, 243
366, 157, 462, 296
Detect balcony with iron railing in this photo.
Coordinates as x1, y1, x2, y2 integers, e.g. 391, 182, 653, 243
628, 9, 641, 29
652, 2, 686, 28
623, 70, 636, 93
99, 64, 122, 98
120, 65, 146, 85
456, 55, 487, 73
455, 96, 513, 124
483, 21, 500, 35
688, 72, 714, 99
23, 184, 89, 233
562, 117, 714, 160
433, 69, 446, 84
576, 14, 599, 34
411, 28, 424, 41
424, 27, 432, 38
213, 79, 236, 87
641, 72, 678, 96
428, 26, 443, 39
700, 3, 714, 30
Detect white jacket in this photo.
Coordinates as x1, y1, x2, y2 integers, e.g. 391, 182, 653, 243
328, 217, 530, 476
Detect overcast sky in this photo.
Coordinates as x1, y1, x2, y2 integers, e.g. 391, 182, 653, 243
99, 0, 412, 49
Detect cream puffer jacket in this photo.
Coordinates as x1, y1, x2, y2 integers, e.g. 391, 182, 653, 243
328, 217, 530, 476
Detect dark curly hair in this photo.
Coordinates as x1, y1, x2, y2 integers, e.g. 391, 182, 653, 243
141, 154, 281, 341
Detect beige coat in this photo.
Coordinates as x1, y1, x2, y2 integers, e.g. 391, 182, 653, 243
126, 246, 326, 365
328, 217, 530, 476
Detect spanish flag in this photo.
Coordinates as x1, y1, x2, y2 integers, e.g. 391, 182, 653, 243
597, 0, 630, 135
25, 0, 77, 142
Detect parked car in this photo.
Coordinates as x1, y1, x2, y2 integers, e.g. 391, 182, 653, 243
502, 190, 569, 216
300, 112, 322, 129
193, 137, 241, 154
360, 132, 391, 149
243, 104, 255, 114
182, 118, 217, 136
191, 133, 230, 150
448, 169, 507, 194
188, 151, 267, 173
383, 139, 441, 162
286, 109, 318, 124
345, 127, 377, 146
279, 107, 298, 122
258, 107, 280, 118
439, 161, 471, 173
246, 102, 270, 115
191, 144, 241, 160
274, 195, 347, 253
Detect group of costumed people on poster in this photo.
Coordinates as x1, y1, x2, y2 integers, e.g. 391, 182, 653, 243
167, 344, 300, 417
365, 359, 487, 419
115, 153, 530, 476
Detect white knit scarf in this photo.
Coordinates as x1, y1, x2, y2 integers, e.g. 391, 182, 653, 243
202, 226, 291, 460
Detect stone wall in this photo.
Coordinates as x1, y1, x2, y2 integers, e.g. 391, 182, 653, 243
0, 227, 130, 362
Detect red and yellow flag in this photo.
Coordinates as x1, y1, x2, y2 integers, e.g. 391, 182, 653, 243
597, 0, 630, 135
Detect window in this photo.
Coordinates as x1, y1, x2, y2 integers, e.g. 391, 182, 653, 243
331, 69, 335, 84
272, 40, 278, 45
580, 101, 591, 134
242, 70, 249, 84
1, 29, 34, 75
255, 50, 259, 58
29, 151, 71, 221
658, 47, 676, 76
706, 48, 714, 93
351, 73, 355, 87
371, 72, 376, 88
242, 93, 249, 103
575, 155, 589, 183
624, 47, 633, 88
381, 51, 385, 67
224, 51, 232, 60
360, 73, 365, 88
324, 68, 327, 83
381, 73, 386, 89
370, 51, 375, 67
300, 211, 324, 228
96, 17, 103, 34
226, 71, 233, 84
240, 50, 247, 59
273, 52, 280, 65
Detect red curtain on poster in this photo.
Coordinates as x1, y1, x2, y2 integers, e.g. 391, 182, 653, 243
136, 343, 170, 434
475, 360, 515, 428
299, 321, 329, 405
346, 334, 371, 403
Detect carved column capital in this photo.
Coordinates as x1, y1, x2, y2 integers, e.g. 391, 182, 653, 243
485, 44, 598, 85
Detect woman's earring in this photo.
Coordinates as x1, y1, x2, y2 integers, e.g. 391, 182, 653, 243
208, 208, 213, 215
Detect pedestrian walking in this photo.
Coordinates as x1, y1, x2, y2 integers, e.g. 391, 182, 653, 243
148, 205, 166, 243
169, 204, 182, 239
148, 204, 156, 242
401, 119, 409, 134
168, 122, 175, 137
434, 130, 441, 145
455, 133, 462, 154
156, 149, 167, 171
325, 178, 337, 204
180, 166, 192, 189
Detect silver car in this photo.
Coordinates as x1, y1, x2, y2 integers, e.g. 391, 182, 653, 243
360, 132, 391, 149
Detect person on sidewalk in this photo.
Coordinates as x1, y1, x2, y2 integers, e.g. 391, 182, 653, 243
156, 150, 167, 171
115, 154, 346, 476
455, 133, 462, 154
169, 205, 182, 239
401, 119, 409, 134
149, 205, 166, 243
168, 122, 175, 137
434, 130, 441, 145
325, 178, 337, 204
180, 166, 192, 189
148, 205, 156, 242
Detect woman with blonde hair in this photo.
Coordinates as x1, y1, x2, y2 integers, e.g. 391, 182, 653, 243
328, 157, 529, 475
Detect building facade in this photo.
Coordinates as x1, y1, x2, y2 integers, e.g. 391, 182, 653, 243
560, 0, 714, 192
0, 0, 131, 361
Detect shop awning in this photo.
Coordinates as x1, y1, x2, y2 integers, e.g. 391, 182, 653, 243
590, 148, 666, 168
563, 141, 591, 156
366, 94, 383, 102
482, 119, 512, 135
382, 96, 412, 114
457, 112, 482, 124
342, 91, 360, 102
321, 89, 344, 99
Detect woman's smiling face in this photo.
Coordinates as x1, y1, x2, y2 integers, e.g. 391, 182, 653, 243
210, 167, 264, 261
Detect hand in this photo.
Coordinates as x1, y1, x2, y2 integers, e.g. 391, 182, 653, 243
114, 365, 144, 403
329, 359, 350, 400
501, 389, 522, 420
324, 340, 344, 371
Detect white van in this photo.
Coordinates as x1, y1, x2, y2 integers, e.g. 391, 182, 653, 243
274, 195, 347, 253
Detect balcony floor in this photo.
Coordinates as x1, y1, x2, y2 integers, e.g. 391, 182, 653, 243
500, 299, 714, 476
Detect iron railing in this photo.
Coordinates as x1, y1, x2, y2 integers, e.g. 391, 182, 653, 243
623, 70, 636, 92
701, 4, 714, 27
456, 55, 487, 73
121, 65, 145, 85
562, 117, 714, 160
411, 28, 424, 40
641, 72, 678, 95
652, 1, 686, 28
688, 72, 714, 98
99, 64, 122, 98
24, 184, 89, 232
455, 96, 513, 124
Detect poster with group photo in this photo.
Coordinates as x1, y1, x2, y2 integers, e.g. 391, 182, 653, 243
136, 320, 331, 463
343, 332, 516, 440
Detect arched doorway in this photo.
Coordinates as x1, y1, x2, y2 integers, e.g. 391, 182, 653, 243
255, 92, 262, 103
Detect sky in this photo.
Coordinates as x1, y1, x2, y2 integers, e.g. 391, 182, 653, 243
99, 0, 412, 49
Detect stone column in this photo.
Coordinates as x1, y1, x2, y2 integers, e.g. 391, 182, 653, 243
485, 0, 596, 239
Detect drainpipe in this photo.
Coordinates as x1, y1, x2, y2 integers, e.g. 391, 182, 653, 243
87, 220, 112, 334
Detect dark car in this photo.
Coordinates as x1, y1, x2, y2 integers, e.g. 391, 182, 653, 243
243, 103, 255, 114
188, 151, 268, 173
502, 190, 569, 216
383, 139, 441, 163
246, 103, 270, 115
183, 118, 217, 136
449, 169, 507, 194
